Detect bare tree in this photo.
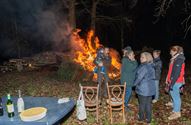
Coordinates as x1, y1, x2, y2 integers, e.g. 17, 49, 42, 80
120, 0, 135, 49
154, 0, 173, 21
79, 0, 137, 49
68, 0, 76, 29
91, 0, 98, 33
80, 0, 115, 46
154, 0, 191, 38
14, 20, 21, 58
61, 0, 77, 30
182, 0, 191, 37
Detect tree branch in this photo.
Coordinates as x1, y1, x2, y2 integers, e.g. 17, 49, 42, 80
153, 0, 173, 24
80, 0, 91, 15
182, 14, 191, 38
96, 15, 121, 21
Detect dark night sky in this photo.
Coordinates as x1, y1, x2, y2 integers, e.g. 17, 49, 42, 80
109, 0, 190, 54
0, 0, 190, 63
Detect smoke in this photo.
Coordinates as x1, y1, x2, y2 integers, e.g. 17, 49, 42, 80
36, 0, 73, 52
0, 0, 72, 59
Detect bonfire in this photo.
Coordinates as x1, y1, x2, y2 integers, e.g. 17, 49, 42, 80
71, 29, 121, 80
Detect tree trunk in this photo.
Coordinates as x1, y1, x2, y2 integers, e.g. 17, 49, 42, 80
91, 0, 96, 32
121, 0, 125, 49
69, 0, 76, 29
121, 18, 124, 49
14, 20, 21, 58
91, 0, 97, 43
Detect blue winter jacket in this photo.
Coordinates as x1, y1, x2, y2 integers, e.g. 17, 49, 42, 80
134, 63, 156, 96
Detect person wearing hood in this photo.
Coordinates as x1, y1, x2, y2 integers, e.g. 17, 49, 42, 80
134, 52, 156, 124
166, 45, 185, 120
120, 46, 138, 111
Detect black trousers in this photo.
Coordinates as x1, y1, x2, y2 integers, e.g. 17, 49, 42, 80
97, 72, 109, 98
138, 95, 152, 123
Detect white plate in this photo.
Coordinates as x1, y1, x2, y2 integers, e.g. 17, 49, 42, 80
20, 107, 47, 122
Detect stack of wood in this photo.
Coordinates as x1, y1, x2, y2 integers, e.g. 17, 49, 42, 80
0, 51, 74, 73
0, 65, 14, 73
0, 58, 35, 73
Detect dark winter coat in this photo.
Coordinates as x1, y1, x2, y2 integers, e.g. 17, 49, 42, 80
153, 57, 162, 80
120, 57, 138, 87
102, 55, 111, 74
93, 53, 111, 72
134, 63, 156, 96
167, 53, 185, 86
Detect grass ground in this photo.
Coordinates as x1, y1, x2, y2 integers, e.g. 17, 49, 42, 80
0, 67, 191, 125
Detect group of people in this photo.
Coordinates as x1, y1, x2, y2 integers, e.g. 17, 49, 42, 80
93, 45, 185, 124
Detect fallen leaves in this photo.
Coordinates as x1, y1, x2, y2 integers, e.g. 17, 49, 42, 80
0, 68, 191, 125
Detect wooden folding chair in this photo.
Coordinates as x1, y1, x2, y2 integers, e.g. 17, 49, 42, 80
106, 82, 126, 124
81, 84, 99, 122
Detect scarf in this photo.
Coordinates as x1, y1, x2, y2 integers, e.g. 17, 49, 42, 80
170, 53, 180, 63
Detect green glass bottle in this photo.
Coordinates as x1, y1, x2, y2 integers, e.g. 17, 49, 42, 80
6, 94, 14, 118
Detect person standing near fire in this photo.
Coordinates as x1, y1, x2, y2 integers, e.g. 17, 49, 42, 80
134, 52, 156, 124
94, 47, 111, 99
152, 50, 162, 103
165, 45, 185, 120
120, 46, 138, 111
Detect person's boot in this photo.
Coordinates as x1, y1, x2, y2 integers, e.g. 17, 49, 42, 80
168, 112, 181, 120
146, 119, 151, 124
152, 99, 157, 103
137, 115, 144, 122
170, 111, 175, 115
165, 102, 173, 107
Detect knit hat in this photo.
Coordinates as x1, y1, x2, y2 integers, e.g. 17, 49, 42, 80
123, 46, 132, 51
123, 46, 133, 56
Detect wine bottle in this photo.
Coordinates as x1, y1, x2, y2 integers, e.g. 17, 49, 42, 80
0, 97, 3, 116
17, 90, 24, 113
6, 94, 14, 118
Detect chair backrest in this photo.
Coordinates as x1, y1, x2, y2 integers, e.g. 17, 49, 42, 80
107, 83, 126, 104
81, 84, 99, 104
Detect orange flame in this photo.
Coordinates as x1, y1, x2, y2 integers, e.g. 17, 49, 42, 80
71, 29, 121, 79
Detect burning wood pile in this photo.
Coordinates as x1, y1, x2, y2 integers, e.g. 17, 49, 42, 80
71, 29, 121, 80
0, 29, 122, 82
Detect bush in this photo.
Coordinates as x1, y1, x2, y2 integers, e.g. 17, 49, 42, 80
57, 62, 76, 81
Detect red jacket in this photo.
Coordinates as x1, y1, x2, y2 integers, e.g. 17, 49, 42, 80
167, 54, 185, 85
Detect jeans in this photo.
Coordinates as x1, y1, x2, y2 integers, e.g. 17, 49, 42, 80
170, 83, 182, 112
138, 95, 152, 123
125, 86, 132, 107
154, 80, 159, 100
97, 72, 109, 97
